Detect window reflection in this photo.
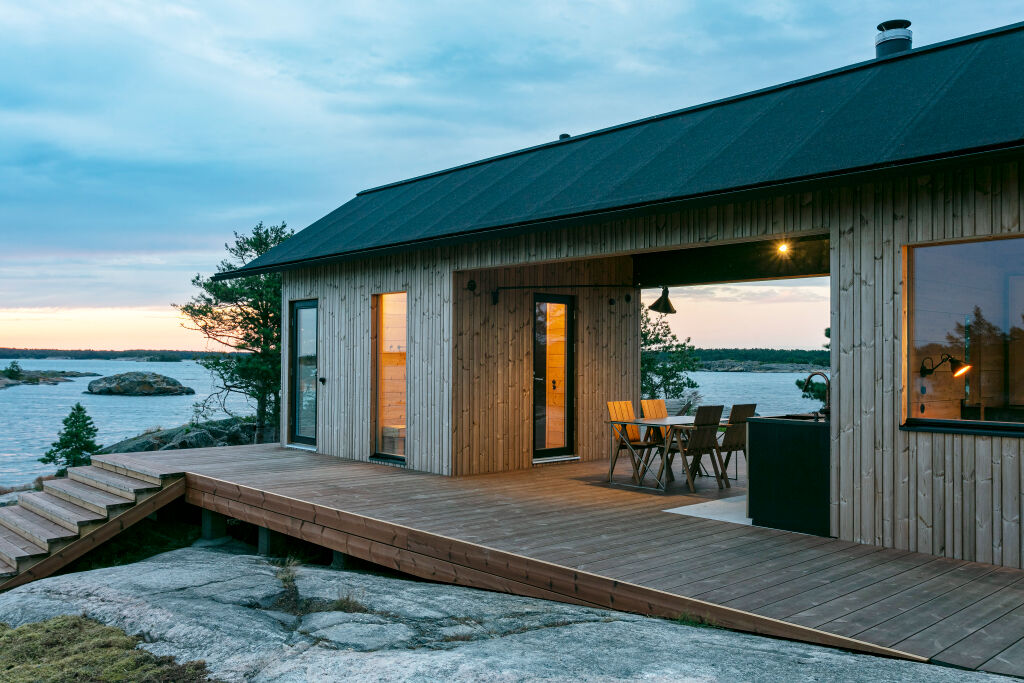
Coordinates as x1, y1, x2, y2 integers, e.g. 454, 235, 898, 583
909, 237, 1024, 424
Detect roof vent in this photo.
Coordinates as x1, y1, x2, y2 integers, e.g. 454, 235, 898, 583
559, 133, 571, 140
875, 19, 912, 58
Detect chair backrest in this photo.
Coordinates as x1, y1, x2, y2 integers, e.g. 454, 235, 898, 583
641, 399, 667, 419
641, 399, 668, 441
686, 405, 723, 451
607, 401, 640, 442
721, 403, 756, 450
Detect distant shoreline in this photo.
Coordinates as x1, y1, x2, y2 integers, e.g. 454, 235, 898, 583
0, 348, 230, 362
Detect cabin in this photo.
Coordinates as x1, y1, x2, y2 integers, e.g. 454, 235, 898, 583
6, 20, 1024, 674
218, 20, 1024, 569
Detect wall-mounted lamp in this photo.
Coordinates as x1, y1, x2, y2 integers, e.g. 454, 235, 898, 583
777, 242, 790, 254
648, 286, 676, 314
920, 354, 972, 378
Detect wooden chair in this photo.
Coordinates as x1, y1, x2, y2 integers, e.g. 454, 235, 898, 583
607, 401, 657, 485
720, 404, 756, 480
641, 399, 678, 482
678, 405, 728, 491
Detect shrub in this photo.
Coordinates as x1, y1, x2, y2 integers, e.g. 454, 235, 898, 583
39, 403, 102, 476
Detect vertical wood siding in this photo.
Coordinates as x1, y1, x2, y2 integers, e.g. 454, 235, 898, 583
451, 257, 637, 475
831, 159, 1024, 568
281, 154, 1024, 569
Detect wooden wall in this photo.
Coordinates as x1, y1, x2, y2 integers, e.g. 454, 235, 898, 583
450, 257, 637, 475
831, 158, 1024, 567
283, 187, 828, 476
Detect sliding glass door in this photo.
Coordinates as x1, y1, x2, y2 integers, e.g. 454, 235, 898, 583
289, 299, 318, 445
533, 294, 574, 459
374, 292, 407, 460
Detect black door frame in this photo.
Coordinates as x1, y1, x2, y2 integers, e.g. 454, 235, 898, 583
532, 293, 575, 459
288, 299, 318, 446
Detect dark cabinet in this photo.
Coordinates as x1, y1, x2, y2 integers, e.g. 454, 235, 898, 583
747, 416, 831, 537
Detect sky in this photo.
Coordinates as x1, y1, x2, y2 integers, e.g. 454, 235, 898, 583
1, 2, 1020, 350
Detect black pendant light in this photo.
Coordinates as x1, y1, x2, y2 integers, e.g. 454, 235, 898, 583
648, 286, 676, 315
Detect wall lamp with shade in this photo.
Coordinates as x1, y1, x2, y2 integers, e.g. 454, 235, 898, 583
648, 286, 676, 314
920, 354, 972, 378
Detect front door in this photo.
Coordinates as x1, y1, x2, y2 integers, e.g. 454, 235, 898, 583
533, 294, 574, 459
289, 299, 318, 445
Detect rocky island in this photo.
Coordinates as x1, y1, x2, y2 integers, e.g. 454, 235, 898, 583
0, 365, 100, 391
86, 372, 195, 396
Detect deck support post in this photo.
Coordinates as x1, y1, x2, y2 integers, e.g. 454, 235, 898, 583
201, 509, 227, 539
331, 550, 354, 570
258, 527, 288, 557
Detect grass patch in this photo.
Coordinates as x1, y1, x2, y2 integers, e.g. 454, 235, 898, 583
57, 517, 200, 575
0, 615, 217, 682
270, 558, 370, 616
676, 613, 715, 629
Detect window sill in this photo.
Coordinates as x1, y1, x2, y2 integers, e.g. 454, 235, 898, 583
533, 455, 580, 465
901, 419, 1024, 439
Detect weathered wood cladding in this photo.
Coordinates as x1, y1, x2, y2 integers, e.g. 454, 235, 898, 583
832, 158, 1024, 568
282, 188, 829, 476
451, 258, 637, 475
281, 158, 1024, 568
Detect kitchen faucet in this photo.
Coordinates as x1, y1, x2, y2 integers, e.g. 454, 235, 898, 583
803, 371, 831, 419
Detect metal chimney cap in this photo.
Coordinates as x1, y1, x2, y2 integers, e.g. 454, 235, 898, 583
877, 19, 911, 31
875, 19, 912, 57
559, 133, 571, 140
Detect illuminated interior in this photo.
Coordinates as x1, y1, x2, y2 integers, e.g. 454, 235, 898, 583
376, 292, 407, 457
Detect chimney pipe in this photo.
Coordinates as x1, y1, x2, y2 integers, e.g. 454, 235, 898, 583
875, 19, 912, 58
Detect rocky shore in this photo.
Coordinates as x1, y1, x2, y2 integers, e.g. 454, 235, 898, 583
99, 416, 264, 453
0, 542, 997, 682
699, 360, 829, 373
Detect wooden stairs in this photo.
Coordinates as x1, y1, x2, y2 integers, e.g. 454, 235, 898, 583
0, 462, 184, 592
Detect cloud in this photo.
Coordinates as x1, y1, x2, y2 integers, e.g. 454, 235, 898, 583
1, 2, 1021, 347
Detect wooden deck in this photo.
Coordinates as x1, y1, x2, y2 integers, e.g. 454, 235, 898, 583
96, 445, 1024, 677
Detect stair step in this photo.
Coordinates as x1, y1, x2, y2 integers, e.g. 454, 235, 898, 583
91, 455, 166, 485
0, 557, 15, 580
19, 492, 106, 532
43, 478, 133, 516
0, 505, 77, 551
68, 466, 161, 500
0, 524, 47, 571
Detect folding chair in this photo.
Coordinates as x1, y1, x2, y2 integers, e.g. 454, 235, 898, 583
720, 404, 756, 480
679, 405, 728, 491
607, 401, 657, 485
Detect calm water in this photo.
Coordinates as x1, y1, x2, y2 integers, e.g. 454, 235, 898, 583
0, 361, 822, 488
0, 359, 252, 487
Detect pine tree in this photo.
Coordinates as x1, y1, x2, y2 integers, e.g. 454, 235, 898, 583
40, 403, 101, 476
640, 308, 701, 411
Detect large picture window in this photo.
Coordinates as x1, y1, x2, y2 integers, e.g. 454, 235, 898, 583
907, 236, 1024, 430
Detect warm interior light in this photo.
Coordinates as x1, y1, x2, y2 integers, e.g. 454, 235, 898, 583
777, 242, 790, 253
951, 360, 972, 378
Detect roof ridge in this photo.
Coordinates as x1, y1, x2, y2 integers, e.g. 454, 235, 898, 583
355, 20, 1024, 198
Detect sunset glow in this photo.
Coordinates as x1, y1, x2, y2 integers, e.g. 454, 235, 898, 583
0, 308, 221, 351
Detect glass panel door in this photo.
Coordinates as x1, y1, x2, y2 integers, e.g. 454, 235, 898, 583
375, 292, 407, 459
289, 300, 318, 445
533, 295, 574, 458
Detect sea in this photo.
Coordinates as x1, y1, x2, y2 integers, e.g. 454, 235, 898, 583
0, 360, 823, 488
0, 358, 252, 488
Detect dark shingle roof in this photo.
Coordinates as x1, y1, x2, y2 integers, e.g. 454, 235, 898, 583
230, 22, 1024, 277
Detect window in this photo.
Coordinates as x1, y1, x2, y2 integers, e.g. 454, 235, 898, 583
374, 292, 407, 459
533, 295, 574, 458
907, 236, 1024, 429
289, 300, 318, 445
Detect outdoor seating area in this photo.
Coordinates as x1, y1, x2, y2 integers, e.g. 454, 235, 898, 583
608, 401, 755, 493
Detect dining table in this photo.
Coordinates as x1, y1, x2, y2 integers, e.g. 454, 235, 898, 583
607, 415, 726, 492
